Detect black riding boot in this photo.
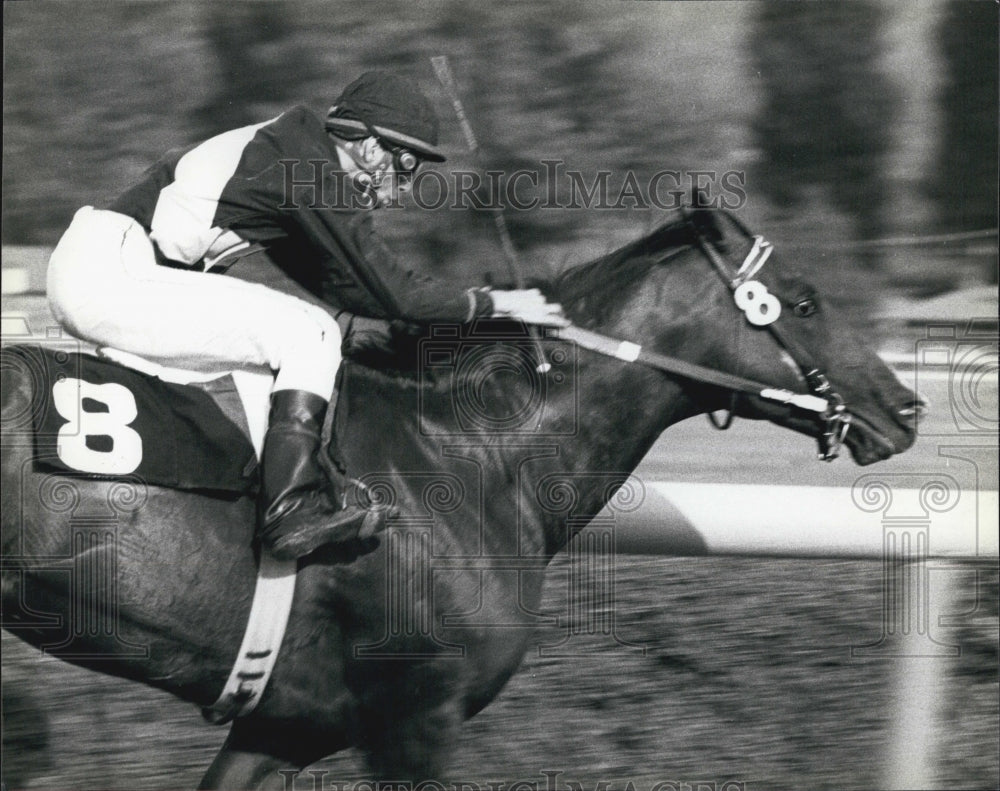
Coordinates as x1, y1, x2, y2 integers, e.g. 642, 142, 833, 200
257, 389, 384, 560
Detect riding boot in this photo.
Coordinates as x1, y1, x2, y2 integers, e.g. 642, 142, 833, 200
257, 389, 386, 560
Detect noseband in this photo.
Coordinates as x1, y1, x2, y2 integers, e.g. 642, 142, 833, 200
689, 209, 851, 461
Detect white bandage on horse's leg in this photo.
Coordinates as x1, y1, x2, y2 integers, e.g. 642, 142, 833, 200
272, 305, 342, 401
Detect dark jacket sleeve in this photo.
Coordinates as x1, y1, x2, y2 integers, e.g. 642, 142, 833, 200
348, 213, 493, 322
286, 196, 493, 322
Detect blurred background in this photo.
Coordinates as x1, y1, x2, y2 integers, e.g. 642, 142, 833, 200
2, 0, 997, 326
2, 2, 998, 789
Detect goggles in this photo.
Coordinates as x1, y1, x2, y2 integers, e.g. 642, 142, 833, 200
386, 144, 421, 177
344, 140, 423, 208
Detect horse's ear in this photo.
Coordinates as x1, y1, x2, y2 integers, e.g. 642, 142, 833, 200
691, 185, 714, 210
686, 187, 727, 250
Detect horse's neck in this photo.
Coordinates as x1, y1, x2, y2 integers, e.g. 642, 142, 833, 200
341, 241, 713, 560
530, 349, 691, 556
531, 247, 715, 555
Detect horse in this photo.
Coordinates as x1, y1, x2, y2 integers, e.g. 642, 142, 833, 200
1, 205, 922, 788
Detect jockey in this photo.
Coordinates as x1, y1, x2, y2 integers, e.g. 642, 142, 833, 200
46, 70, 566, 561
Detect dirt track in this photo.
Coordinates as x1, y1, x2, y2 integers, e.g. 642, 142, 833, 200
3, 557, 997, 790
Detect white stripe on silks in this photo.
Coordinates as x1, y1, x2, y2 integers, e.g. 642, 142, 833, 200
150, 119, 273, 265
602, 482, 998, 559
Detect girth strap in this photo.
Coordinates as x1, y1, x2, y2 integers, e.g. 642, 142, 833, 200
202, 553, 297, 724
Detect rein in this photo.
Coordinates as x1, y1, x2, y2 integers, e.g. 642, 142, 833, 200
554, 211, 851, 461
556, 324, 830, 411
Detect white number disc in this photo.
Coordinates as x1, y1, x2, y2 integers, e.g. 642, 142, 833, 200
734, 280, 781, 326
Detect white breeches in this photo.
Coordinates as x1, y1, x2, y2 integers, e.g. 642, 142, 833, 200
47, 207, 342, 401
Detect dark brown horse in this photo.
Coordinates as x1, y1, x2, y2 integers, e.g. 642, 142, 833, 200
1, 207, 921, 787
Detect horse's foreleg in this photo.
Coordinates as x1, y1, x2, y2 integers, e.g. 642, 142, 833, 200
198, 739, 301, 791
360, 698, 461, 781
199, 717, 341, 791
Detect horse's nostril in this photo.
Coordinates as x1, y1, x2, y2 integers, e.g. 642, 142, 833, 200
898, 395, 929, 421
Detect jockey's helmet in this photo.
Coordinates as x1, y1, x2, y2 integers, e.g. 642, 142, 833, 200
326, 71, 446, 162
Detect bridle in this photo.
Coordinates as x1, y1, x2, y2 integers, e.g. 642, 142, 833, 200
687, 208, 851, 461
554, 210, 852, 461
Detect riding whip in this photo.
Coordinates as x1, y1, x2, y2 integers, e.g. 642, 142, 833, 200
430, 55, 552, 373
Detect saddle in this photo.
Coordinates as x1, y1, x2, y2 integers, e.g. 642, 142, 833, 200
7, 344, 260, 494
7, 313, 403, 495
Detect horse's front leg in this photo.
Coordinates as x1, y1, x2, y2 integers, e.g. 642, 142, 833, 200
198, 747, 296, 790
360, 697, 461, 781
198, 723, 310, 791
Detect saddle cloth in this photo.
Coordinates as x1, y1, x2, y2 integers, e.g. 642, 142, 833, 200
8, 344, 258, 493
5, 343, 298, 722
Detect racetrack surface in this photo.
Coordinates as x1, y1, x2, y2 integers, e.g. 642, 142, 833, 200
3, 559, 997, 790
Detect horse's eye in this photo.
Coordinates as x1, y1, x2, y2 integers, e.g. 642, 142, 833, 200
793, 298, 817, 317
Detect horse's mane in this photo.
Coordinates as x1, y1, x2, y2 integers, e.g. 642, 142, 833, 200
345, 213, 699, 389
552, 213, 698, 319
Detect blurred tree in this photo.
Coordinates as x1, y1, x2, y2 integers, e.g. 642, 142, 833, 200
749, 2, 898, 264
2, 1, 215, 243
421, 2, 638, 276
506, 5, 629, 248
191, 3, 303, 137
928, 1, 998, 235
